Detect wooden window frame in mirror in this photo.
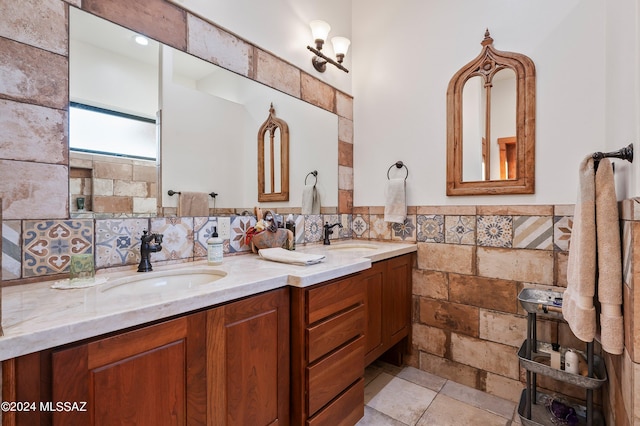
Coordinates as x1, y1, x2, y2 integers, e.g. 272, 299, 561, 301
258, 104, 290, 202
446, 30, 536, 195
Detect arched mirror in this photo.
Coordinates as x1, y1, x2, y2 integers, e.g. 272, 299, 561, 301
447, 30, 535, 195
258, 104, 290, 202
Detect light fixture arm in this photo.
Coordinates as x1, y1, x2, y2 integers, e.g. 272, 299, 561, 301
307, 45, 349, 73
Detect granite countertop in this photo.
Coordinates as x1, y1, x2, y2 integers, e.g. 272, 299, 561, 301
0, 240, 416, 361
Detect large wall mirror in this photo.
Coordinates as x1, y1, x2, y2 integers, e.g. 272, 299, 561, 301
446, 30, 535, 196
69, 7, 337, 217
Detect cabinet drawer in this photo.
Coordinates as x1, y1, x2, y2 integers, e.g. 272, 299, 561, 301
306, 378, 364, 426
307, 276, 364, 324
307, 336, 364, 416
307, 305, 364, 363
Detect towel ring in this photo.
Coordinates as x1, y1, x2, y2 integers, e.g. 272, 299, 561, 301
305, 170, 318, 186
387, 161, 408, 180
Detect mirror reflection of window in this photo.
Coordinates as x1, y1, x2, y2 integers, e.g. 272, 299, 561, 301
69, 103, 157, 160
489, 69, 516, 180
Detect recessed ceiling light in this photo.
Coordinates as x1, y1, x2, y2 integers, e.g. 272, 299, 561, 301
134, 35, 149, 46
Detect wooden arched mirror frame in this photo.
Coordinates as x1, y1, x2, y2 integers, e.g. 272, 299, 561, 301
446, 30, 536, 195
258, 104, 290, 202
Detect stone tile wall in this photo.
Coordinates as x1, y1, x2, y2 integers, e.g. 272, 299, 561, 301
70, 152, 157, 216
0, 0, 354, 221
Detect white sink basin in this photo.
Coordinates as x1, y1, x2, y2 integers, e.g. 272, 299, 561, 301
328, 243, 379, 251
100, 267, 227, 295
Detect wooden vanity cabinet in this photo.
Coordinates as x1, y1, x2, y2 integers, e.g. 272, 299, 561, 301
363, 254, 413, 366
2, 288, 289, 426
290, 274, 366, 426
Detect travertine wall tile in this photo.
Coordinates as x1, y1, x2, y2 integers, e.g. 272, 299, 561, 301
554, 204, 575, 216
338, 116, 353, 144
450, 333, 519, 379
93, 196, 132, 213
0, 161, 67, 220
413, 323, 447, 357
449, 274, 519, 313
255, 49, 300, 98
417, 242, 475, 275
132, 164, 157, 182
477, 205, 553, 216
0, 0, 67, 55
338, 190, 353, 214
479, 310, 526, 347
336, 91, 353, 120
114, 181, 148, 197
419, 352, 480, 390
485, 373, 523, 403
0, 38, 68, 110
83, 0, 187, 51
0, 99, 67, 164
92, 178, 114, 196
555, 251, 569, 286
477, 247, 553, 284
134, 197, 158, 215
419, 298, 479, 337
338, 165, 353, 191
93, 162, 132, 180
413, 269, 448, 300
417, 205, 476, 216
301, 73, 335, 112
338, 141, 353, 167
187, 14, 253, 77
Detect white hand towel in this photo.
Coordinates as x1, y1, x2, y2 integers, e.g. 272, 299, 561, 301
258, 247, 325, 265
384, 178, 406, 224
302, 184, 320, 215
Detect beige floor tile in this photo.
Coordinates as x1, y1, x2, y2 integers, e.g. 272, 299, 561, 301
366, 374, 437, 425
395, 366, 447, 392
416, 394, 510, 426
440, 380, 516, 419
356, 406, 408, 426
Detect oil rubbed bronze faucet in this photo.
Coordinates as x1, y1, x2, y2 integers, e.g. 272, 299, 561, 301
138, 230, 163, 272
323, 222, 343, 245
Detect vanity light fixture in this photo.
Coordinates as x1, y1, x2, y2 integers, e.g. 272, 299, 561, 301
306, 20, 350, 73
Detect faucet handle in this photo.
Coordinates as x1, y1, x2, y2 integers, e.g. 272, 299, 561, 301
155, 233, 163, 243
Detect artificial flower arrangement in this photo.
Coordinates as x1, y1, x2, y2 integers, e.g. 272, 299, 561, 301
245, 208, 293, 252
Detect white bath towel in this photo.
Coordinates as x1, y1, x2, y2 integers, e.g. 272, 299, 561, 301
258, 247, 325, 265
563, 157, 623, 355
302, 184, 320, 215
384, 178, 406, 224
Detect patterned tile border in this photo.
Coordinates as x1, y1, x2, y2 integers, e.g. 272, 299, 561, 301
2, 220, 21, 280
391, 216, 416, 242
369, 214, 391, 240
150, 217, 194, 261
417, 214, 444, 243
230, 215, 256, 253
352, 214, 369, 239
513, 215, 553, 250
23, 219, 93, 277
304, 215, 323, 244
476, 215, 513, 248
445, 215, 475, 245
553, 216, 573, 252
95, 218, 149, 269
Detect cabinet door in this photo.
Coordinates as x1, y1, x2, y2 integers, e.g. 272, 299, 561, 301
361, 262, 384, 366
383, 254, 412, 346
51, 313, 207, 426
207, 288, 289, 426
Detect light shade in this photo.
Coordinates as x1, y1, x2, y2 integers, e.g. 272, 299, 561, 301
331, 36, 351, 56
134, 35, 149, 46
309, 20, 331, 42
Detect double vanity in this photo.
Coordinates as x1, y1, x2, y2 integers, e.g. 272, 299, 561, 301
1, 241, 415, 426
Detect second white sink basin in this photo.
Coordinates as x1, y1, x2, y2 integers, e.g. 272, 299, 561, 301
100, 267, 227, 296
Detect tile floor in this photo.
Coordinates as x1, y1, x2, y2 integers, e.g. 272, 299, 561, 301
358, 361, 521, 426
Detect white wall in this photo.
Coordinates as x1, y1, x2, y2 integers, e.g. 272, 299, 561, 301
352, 0, 639, 206
169, 0, 353, 95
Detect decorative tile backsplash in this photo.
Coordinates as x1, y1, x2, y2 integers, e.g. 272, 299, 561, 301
22, 219, 93, 277
1, 207, 579, 282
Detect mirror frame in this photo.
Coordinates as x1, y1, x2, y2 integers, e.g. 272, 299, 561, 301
446, 30, 536, 195
258, 104, 290, 202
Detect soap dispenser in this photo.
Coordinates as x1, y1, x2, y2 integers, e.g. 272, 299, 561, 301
207, 226, 223, 265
